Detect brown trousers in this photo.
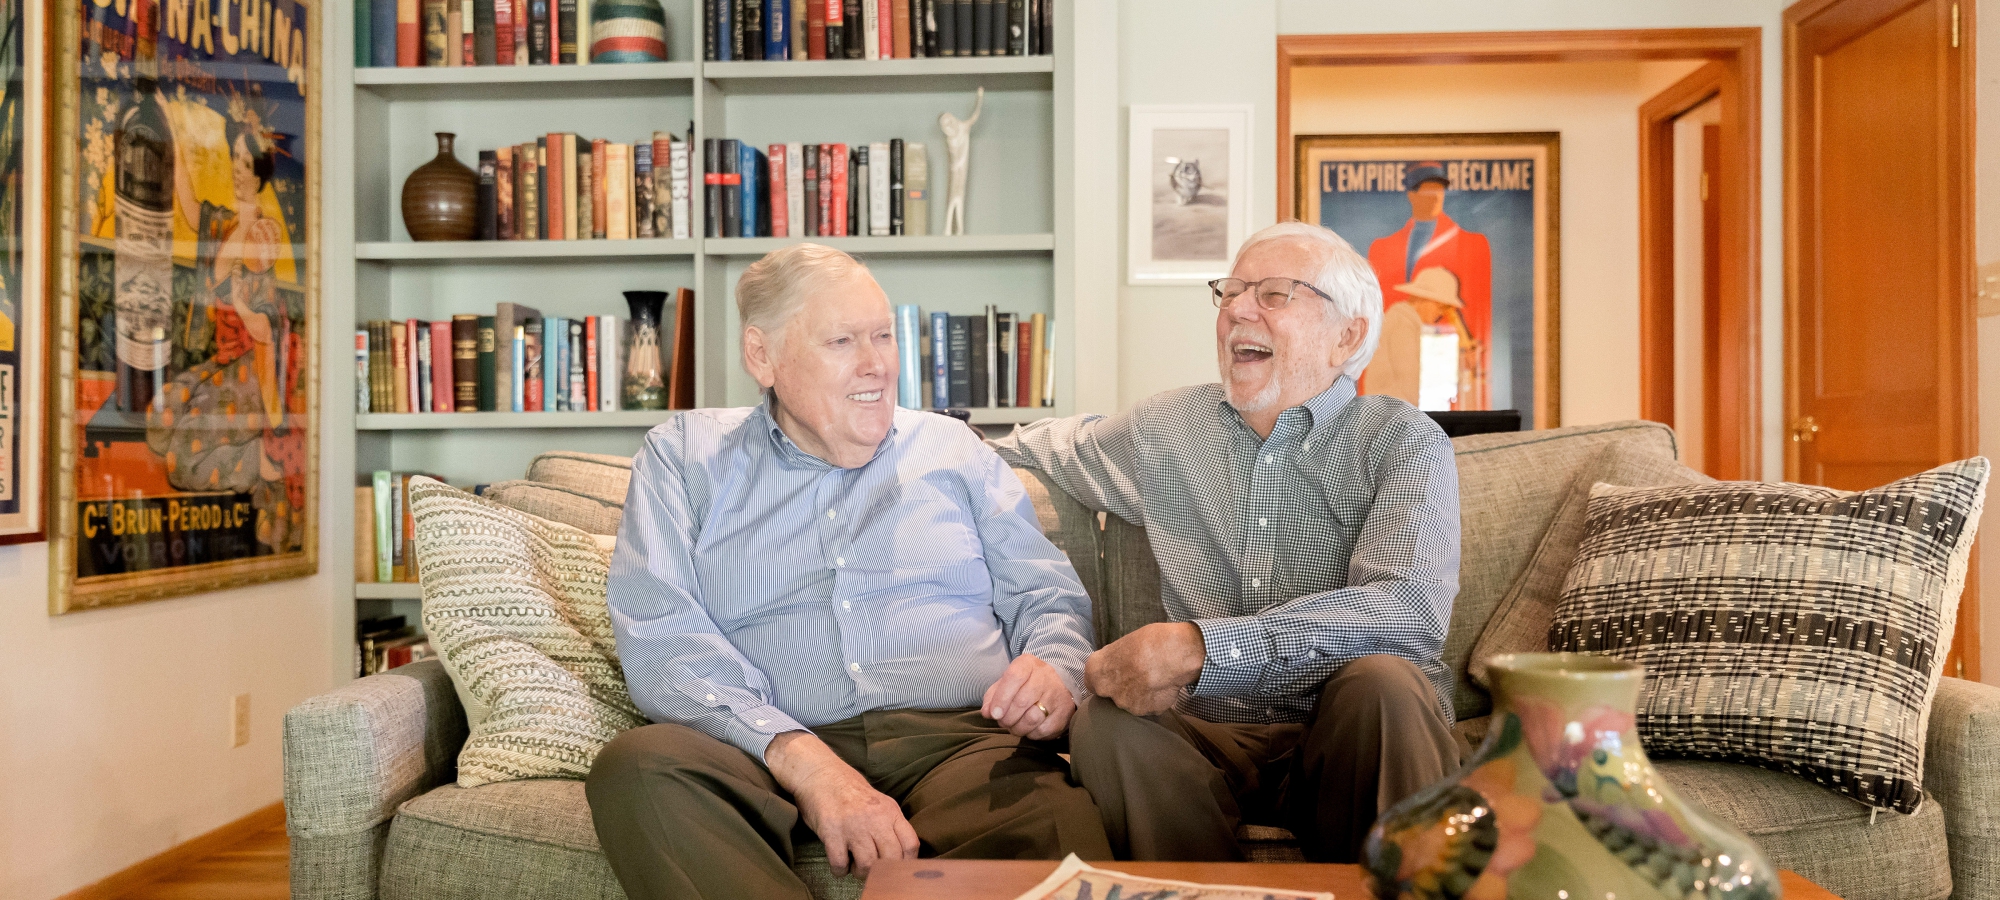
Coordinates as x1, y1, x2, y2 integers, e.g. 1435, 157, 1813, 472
585, 708, 1113, 900
1068, 654, 1458, 863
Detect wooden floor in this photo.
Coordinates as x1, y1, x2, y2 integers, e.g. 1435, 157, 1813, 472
112, 824, 288, 900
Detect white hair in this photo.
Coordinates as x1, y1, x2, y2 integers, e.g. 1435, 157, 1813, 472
735, 242, 872, 335
1230, 222, 1383, 378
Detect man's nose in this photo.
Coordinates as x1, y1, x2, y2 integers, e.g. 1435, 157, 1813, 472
1225, 290, 1264, 321
858, 338, 891, 376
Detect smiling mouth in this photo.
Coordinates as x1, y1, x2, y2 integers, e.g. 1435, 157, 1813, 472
1231, 342, 1274, 364
847, 391, 884, 402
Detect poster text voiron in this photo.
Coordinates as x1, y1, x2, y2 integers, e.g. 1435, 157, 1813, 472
1320, 160, 1535, 194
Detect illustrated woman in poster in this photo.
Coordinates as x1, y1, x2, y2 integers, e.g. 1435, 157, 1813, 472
1364, 161, 1493, 347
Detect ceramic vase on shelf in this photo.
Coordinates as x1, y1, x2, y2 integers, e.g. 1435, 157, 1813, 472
622, 291, 669, 410
401, 133, 479, 242
1363, 653, 1777, 900
589, 0, 669, 62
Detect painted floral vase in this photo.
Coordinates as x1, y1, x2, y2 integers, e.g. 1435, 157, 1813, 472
622, 290, 669, 410
401, 133, 479, 241
1363, 653, 1777, 900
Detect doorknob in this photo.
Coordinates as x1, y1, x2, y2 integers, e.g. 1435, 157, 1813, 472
1790, 416, 1820, 443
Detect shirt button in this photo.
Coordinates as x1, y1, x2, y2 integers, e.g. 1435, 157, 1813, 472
827, 509, 837, 519
836, 557, 846, 567
706, 694, 716, 703
1258, 517, 1267, 527
1263, 455, 1274, 465
1230, 646, 1241, 659
842, 600, 852, 610
755, 719, 768, 726
1303, 441, 1312, 450
1251, 578, 1261, 588
850, 662, 862, 672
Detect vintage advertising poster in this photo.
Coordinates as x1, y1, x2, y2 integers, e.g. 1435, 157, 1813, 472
0, 0, 46, 544
50, 0, 318, 612
1296, 133, 1559, 428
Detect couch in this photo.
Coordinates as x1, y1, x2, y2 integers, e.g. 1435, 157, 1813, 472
285, 422, 2000, 900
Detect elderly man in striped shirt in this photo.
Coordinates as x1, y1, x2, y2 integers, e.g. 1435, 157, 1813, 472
588, 244, 1110, 900
992, 221, 1462, 864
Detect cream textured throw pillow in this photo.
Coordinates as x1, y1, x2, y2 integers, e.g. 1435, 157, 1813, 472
1550, 459, 1988, 813
410, 477, 646, 786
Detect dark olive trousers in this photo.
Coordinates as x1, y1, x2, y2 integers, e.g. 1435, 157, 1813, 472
1068, 654, 1458, 863
585, 707, 1113, 900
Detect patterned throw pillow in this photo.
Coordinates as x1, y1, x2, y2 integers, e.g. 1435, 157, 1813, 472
1549, 459, 1988, 813
410, 477, 646, 786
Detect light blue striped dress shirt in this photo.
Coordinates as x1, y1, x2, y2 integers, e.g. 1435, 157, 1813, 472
608, 400, 1097, 759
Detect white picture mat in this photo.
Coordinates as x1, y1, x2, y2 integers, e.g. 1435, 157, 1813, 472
1126, 104, 1252, 285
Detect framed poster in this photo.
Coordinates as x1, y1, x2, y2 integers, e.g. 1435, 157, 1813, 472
1296, 133, 1560, 428
0, 0, 46, 544
49, 0, 318, 613
1128, 104, 1252, 285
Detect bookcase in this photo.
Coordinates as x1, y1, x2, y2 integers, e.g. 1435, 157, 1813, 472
322, 3, 1113, 673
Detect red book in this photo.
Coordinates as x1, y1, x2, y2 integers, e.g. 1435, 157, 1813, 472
890, 0, 910, 57
545, 133, 564, 240
828, 144, 849, 237
404, 319, 422, 412
878, 0, 893, 58
807, 0, 827, 59
767, 144, 789, 238
816, 144, 833, 235
429, 320, 455, 412
461, 6, 476, 65
1016, 317, 1034, 406
824, 0, 842, 55
397, 0, 420, 65
496, 0, 515, 63
583, 317, 600, 411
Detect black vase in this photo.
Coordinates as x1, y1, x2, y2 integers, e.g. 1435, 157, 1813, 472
401, 133, 479, 241
622, 291, 669, 410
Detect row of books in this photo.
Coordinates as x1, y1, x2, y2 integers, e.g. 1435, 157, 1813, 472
896, 305, 1054, 409
356, 615, 434, 678
357, 473, 439, 584
356, 0, 647, 68
456, 132, 695, 242
706, 0, 1053, 61
356, 292, 695, 415
704, 138, 930, 238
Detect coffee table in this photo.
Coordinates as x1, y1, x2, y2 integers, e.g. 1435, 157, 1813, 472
859, 859, 1844, 899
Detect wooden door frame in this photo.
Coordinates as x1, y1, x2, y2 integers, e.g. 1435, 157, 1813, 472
1783, 0, 1980, 679
1278, 28, 1762, 469
1638, 62, 1759, 480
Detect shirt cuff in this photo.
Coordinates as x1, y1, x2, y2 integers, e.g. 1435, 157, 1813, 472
1192, 616, 1272, 697
719, 704, 806, 760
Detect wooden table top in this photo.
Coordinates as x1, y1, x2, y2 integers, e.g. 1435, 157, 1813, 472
859, 859, 1842, 899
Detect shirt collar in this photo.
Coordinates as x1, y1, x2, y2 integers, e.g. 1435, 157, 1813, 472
1216, 375, 1357, 443
754, 392, 900, 469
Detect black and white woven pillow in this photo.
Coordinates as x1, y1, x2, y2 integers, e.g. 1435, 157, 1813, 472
1549, 459, 1988, 813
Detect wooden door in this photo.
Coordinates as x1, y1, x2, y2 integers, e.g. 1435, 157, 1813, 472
1786, 0, 1977, 675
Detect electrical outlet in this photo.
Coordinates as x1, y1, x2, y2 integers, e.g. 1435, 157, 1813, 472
231, 694, 251, 748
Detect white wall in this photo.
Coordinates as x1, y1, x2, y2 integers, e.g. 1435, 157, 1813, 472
1974, 2, 1999, 681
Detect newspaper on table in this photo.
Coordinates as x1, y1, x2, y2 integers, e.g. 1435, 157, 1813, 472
1009, 854, 1336, 900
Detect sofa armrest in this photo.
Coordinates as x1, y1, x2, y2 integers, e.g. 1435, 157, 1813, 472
1924, 675, 2000, 900
283, 660, 468, 900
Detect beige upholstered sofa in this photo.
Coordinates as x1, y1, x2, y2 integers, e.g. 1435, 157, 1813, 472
284, 421, 2000, 900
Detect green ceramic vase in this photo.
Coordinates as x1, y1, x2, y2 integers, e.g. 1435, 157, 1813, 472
1362, 653, 1778, 900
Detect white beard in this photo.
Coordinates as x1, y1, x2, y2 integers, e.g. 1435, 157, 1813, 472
1224, 366, 1284, 413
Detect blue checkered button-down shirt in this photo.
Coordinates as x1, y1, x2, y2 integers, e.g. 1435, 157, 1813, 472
991, 377, 1459, 724
609, 401, 1097, 759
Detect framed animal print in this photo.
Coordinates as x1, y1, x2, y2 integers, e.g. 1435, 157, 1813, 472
1127, 105, 1252, 285
1296, 132, 1560, 428
48, 0, 318, 613
0, 0, 46, 545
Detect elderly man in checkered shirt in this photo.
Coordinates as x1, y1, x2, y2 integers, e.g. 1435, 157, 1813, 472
990, 221, 1461, 864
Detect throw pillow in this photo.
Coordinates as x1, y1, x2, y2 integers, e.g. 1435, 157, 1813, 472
410, 476, 647, 786
1549, 459, 1989, 813
483, 479, 626, 535
1467, 442, 1712, 688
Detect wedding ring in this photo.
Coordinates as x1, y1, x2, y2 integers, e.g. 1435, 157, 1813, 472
1036, 702, 1050, 716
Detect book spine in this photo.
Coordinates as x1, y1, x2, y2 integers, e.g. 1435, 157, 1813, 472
514, 0, 530, 60
891, 0, 909, 57
803, 144, 821, 236
746, 0, 765, 59
930, 311, 949, 408
373, 471, 395, 582
634, 143, 653, 238
895, 304, 922, 408
400, 475, 418, 580
982, 0, 1001, 55
1016, 314, 1033, 407
878, 0, 893, 58
373, 0, 399, 66
576, 0, 591, 62
904, 141, 928, 236
720, 139, 743, 238
946, 316, 971, 407
557, 0, 577, 62
703, 0, 717, 59
650, 135, 672, 238
996, 312, 1013, 406
495, 0, 515, 63
784, 143, 804, 238
824, 0, 843, 58
921, 0, 938, 56
955, 0, 973, 56
765, 0, 788, 59
523, 141, 541, 238
356, 0, 374, 66
670, 139, 692, 240
668, 286, 696, 409
861, 0, 878, 59
888, 138, 904, 235
703, 139, 721, 238
423, 0, 449, 64
843, 0, 863, 57
391, 321, 410, 412
527, 0, 548, 61
737, 142, 757, 238
477, 151, 497, 239
398, 0, 420, 64
969, 311, 989, 406
523, 320, 544, 410
985, 305, 998, 406
849, 147, 864, 236
355, 330, 371, 414
1028, 312, 1046, 407
568, 321, 586, 410
354, 484, 376, 583
1042, 317, 1054, 405
808, 0, 828, 58
450, 316, 478, 411
936, 0, 954, 55
431, 320, 457, 412
577, 143, 594, 239
604, 146, 625, 240
1007, 0, 1023, 54
828, 144, 848, 237
564, 134, 579, 240
767, 145, 789, 238
717, 0, 735, 59
476, 0, 498, 63
511, 326, 526, 410
792, 0, 808, 58
416, 324, 433, 411
1037, 0, 1049, 55
543, 317, 561, 410
592, 138, 609, 238
584, 317, 599, 411
600, 316, 620, 410
869, 141, 890, 236
367, 321, 387, 412
476, 316, 498, 411
496, 147, 514, 239
460, 0, 474, 64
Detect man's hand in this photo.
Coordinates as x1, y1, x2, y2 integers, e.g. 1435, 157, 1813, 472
980, 653, 1076, 739
765, 732, 918, 878
1084, 622, 1206, 716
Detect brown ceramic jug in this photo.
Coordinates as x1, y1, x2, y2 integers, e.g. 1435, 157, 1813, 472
401, 133, 479, 241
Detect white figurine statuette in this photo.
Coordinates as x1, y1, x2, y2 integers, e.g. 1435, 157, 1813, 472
938, 88, 984, 237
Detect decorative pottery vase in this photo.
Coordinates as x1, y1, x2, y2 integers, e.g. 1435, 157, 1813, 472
1363, 653, 1777, 900
622, 290, 669, 410
589, 0, 669, 62
401, 133, 479, 242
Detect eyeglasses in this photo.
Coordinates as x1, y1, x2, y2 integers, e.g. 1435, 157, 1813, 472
1208, 277, 1335, 310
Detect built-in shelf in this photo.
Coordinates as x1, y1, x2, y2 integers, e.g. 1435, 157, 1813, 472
356, 238, 698, 261
354, 61, 700, 99
357, 411, 679, 430
703, 56, 1052, 84
705, 234, 1054, 256
355, 582, 423, 600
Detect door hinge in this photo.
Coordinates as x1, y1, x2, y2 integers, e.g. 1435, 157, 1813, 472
1790, 416, 1820, 443
1952, 3, 1961, 48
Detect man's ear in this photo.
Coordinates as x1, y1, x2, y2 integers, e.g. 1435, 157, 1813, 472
1332, 316, 1368, 366
742, 326, 779, 389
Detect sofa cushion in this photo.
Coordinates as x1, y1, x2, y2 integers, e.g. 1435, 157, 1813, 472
1444, 421, 1680, 718
1013, 466, 1106, 630
528, 451, 634, 505
384, 780, 862, 900
1466, 441, 1711, 688
484, 480, 626, 536
411, 478, 647, 786
1656, 760, 1952, 900
1552, 460, 1989, 813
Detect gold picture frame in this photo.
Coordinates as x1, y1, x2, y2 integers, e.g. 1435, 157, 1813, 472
1295, 132, 1560, 428
48, 0, 320, 613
